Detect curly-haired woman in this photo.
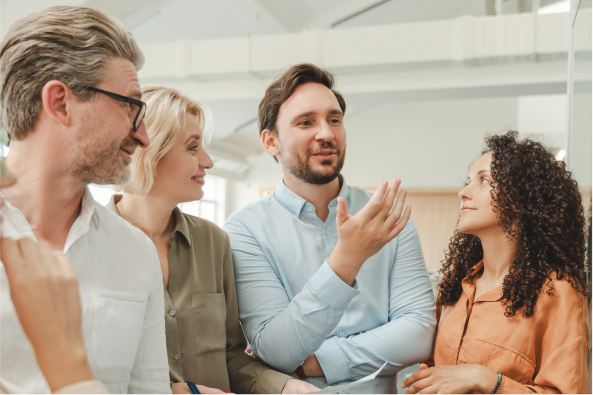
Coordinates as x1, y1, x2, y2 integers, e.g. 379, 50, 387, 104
403, 131, 589, 394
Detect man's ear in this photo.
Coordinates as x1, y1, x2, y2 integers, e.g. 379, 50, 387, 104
261, 129, 280, 158
40, 80, 74, 127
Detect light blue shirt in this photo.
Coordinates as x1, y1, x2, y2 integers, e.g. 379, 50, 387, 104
224, 177, 436, 393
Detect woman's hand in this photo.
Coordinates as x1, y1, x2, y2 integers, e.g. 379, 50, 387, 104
402, 363, 498, 394
171, 382, 229, 394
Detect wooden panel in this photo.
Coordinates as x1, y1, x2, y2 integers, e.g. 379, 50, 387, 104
405, 192, 460, 272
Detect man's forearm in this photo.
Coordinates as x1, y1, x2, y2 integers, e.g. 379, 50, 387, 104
249, 262, 359, 373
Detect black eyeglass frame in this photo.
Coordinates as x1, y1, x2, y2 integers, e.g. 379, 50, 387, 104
81, 86, 147, 131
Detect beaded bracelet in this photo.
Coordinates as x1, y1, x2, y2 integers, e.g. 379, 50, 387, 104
491, 371, 502, 394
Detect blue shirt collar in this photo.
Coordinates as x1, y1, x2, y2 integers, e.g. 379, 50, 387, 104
274, 175, 350, 218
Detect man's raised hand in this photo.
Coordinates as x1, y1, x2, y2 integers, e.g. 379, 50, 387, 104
328, 178, 411, 285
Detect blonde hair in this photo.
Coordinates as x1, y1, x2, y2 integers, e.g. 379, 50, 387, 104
0, 6, 144, 141
118, 86, 212, 195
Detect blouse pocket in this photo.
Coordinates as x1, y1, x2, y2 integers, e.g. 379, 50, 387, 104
458, 337, 536, 384
192, 293, 227, 357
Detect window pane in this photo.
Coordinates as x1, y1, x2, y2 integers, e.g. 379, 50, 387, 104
200, 201, 216, 223
179, 201, 200, 217
202, 177, 216, 201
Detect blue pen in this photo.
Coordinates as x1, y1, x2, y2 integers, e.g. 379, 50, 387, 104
187, 381, 201, 394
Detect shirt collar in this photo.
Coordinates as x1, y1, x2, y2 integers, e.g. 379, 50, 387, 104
106, 194, 192, 247
462, 260, 503, 303
274, 174, 349, 217
171, 207, 192, 246
81, 187, 100, 230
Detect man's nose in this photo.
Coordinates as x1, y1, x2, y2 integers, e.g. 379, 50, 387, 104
131, 121, 150, 148
315, 121, 334, 142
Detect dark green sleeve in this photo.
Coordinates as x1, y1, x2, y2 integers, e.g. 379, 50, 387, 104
222, 235, 292, 394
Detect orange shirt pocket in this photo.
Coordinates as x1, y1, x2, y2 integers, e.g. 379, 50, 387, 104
457, 337, 536, 384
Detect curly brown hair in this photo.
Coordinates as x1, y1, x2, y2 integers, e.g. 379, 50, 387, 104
438, 131, 590, 317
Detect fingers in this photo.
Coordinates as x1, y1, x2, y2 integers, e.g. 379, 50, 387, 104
373, 178, 401, 221
357, 181, 388, 219
335, 197, 349, 227
305, 382, 320, 392
383, 187, 407, 230
388, 205, 411, 240
419, 363, 429, 370
405, 377, 433, 395
402, 366, 432, 389
1, 237, 26, 278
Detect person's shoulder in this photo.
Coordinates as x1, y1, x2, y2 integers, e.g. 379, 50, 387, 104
225, 194, 276, 226
92, 201, 155, 249
538, 272, 587, 309
181, 211, 228, 242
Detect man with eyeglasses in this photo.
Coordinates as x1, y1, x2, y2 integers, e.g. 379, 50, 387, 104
0, 6, 171, 393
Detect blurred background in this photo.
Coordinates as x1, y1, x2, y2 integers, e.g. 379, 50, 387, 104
2, 1, 591, 390
1, 0, 591, 273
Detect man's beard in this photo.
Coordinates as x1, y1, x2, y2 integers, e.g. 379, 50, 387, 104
282, 143, 346, 185
70, 121, 137, 185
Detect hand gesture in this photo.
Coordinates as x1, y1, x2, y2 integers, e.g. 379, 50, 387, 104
1, 237, 94, 392
328, 179, 410, 285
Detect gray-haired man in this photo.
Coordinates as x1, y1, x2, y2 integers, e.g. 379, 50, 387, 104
0, 6, 170, 393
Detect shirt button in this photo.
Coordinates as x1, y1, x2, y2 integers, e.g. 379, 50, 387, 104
325, 230, 329, 235
307, 207, 313, 212
173, 353, 180, 361
340, 332, 346, 337
169, 310, 176, 317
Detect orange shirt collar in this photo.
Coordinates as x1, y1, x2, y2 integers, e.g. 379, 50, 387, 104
461, 260, 503, 303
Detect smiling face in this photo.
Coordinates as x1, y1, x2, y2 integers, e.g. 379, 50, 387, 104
269, 82, 346, 185
70, 57, 150, 185
458, 152, 501, 236
151, 114, 213, 204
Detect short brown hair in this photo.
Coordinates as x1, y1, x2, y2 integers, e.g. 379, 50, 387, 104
0, 6, 144, 142
258, 64, 346, 136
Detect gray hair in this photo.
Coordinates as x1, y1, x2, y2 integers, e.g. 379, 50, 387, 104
0, 6, 144, 142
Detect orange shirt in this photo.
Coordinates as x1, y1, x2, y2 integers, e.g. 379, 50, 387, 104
433, 261, 589, 394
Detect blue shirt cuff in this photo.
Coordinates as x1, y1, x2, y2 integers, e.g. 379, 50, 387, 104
307, 261, 360, 310
314, 337, 351, 385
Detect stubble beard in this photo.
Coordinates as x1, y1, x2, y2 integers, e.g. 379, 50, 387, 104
282, 143, 346, 185
70, 120, 136, 185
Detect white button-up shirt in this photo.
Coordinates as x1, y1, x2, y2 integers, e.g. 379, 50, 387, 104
0, 190, 171, 394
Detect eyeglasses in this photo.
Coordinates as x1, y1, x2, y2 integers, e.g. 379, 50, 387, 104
81, 86, 147, 131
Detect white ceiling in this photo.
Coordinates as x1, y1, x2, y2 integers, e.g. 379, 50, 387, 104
1, 0, 590, 180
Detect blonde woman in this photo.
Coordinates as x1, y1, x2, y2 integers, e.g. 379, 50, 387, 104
107, 87, 318, 394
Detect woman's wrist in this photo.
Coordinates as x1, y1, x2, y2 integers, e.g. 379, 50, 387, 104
470, 365, 500, 394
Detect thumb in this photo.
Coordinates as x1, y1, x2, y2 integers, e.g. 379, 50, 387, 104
336, 197, 348, 226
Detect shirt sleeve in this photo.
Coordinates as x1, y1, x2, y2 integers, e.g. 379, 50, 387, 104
127, 245, 171, 394
224, 218, 360, 374
313, 218, 437, 384
221, 234, 293, 394
498, 313, 589, 394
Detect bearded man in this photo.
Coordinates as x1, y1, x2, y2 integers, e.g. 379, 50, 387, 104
224, 64, 436, 393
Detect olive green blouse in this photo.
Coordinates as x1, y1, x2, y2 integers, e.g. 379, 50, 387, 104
107, 195, 291, 394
